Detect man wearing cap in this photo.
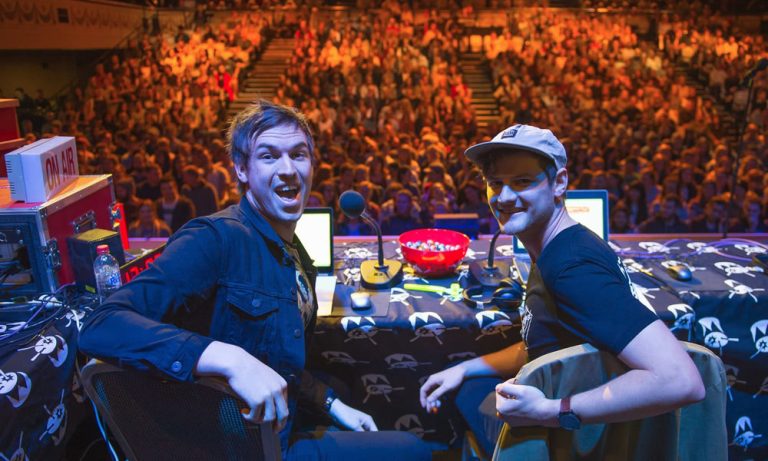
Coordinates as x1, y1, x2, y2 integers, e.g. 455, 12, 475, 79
419, 124, 704, 455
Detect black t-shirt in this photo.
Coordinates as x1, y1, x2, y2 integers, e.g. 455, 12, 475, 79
521, 224, 658, 360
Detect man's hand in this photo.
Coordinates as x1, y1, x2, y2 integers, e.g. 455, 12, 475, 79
419, 364, 466, 412
329, 399, 378, 431
495, 379, 559, 428
196, 341, 289, 432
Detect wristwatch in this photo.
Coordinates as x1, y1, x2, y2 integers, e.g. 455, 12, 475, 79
557, 396, 581, 430
323, 389, 338, 413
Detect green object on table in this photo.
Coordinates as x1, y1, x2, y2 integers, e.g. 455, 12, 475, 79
404, 282, 462, 299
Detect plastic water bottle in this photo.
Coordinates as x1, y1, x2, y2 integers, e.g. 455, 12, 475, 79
93, 244, 122, 300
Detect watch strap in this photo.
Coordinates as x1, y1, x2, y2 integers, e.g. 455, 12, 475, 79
323, 389, 338, 413
560, 395, 572, 413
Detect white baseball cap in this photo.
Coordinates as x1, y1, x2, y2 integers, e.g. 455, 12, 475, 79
464, 124, 567, 170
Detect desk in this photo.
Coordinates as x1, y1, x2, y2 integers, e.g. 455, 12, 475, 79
311, 236, 768, 459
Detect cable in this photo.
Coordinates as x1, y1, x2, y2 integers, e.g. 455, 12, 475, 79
90, 399, 120, 461
0, 283, 76, 345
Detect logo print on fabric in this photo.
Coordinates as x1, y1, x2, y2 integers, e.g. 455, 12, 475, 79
394, 415, 436, 438
667, 304, 695, 339
687, 242, 718, 253
495, 245, 515, 257
735, 244, 767, 256
344, 247, 373, 260
321, 351, 369, 366
750, 320, 768, 359
39, 389, 67, 446
475, 311, 514, 341
342, 267, 361, 285
724, 364, 746, 401
0, 432, 28, 461
698, 317, 739, 354
340, 316, 390, 345
731, 416, 763, 451
391, 288, 421, 307
0, 370, 31, 408
715, 262, 763, 277
638, 242, 677, 254
361, 374, 404, 403
621, 258, 651, 274
18, 335, 68, 367
385, 353, 431, 371
754, 376, 768, 399
64, 309, 86, 330
408, 312, 458, 345
725, 279, 764, 302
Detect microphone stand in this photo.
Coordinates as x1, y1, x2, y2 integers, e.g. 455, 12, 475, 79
359, 211, 403, 290
723, 68, 760, 239
469, 229, 510, 287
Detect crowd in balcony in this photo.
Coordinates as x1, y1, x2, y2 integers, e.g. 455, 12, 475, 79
11, 2, 768, 237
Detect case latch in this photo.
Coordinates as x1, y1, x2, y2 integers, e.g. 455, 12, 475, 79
44, 239, 62, 271
72, 210, 97, 234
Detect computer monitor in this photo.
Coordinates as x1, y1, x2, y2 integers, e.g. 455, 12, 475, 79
513, 189, 609, 254
294, 207, 334, 273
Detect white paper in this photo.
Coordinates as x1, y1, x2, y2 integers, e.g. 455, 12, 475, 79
315, 275, 337, 317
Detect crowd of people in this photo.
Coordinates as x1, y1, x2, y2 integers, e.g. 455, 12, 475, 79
16, 11, 275, 236
12, 3, 768, 236
483, 7, 767, 233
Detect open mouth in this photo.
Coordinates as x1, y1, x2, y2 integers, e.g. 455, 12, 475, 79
275, 185, 301, 202
498, 208, 525, 216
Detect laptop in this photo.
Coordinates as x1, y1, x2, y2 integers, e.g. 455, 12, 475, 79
513, 189, 610, 282
294, 207, 336, 316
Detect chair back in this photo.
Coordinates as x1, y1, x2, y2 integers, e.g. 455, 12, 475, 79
492, 342, 727, 461
80, 360, 280, 461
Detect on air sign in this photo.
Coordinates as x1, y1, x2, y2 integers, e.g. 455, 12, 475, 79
6, 136, 79, 202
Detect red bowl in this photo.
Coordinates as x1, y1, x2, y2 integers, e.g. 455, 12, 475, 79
398, 228, 470, 277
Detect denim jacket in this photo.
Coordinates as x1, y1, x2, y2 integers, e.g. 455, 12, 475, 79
79, 197, 330, 443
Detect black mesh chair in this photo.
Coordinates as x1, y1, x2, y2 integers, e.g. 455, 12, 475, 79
80, 360, 281, 461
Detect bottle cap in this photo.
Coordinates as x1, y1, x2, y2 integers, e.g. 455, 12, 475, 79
96, 244, 110, 255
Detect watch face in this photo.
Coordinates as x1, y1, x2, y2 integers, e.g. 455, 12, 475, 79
558, 412, 581, 430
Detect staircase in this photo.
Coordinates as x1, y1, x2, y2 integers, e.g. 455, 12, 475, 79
226, 38, 295, 121
460, 52, 500, 129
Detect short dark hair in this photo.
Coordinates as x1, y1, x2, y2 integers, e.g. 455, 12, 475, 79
227, 100, 315, 191
159, 175, 177, 189
478, 150, 558, 185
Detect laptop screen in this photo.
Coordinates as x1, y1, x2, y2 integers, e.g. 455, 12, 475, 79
295, 207, 334, 273
514, 189, 610, 254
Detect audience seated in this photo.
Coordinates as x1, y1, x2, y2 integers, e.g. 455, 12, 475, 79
13, 3, 768, 236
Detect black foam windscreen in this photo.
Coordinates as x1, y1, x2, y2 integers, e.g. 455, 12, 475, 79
339, 190, 366, 218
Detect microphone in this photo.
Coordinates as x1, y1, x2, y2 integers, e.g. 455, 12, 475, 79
469, 229, 512, 287
740, 58, 768, 87
339, 189, 366, 220
339, 190, 403, 290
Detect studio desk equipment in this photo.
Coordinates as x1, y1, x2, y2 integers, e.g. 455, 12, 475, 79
310, 235, 768, 460
1, 233, 766, 460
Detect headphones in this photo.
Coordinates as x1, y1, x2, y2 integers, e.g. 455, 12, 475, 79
463, 279, 524, 310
